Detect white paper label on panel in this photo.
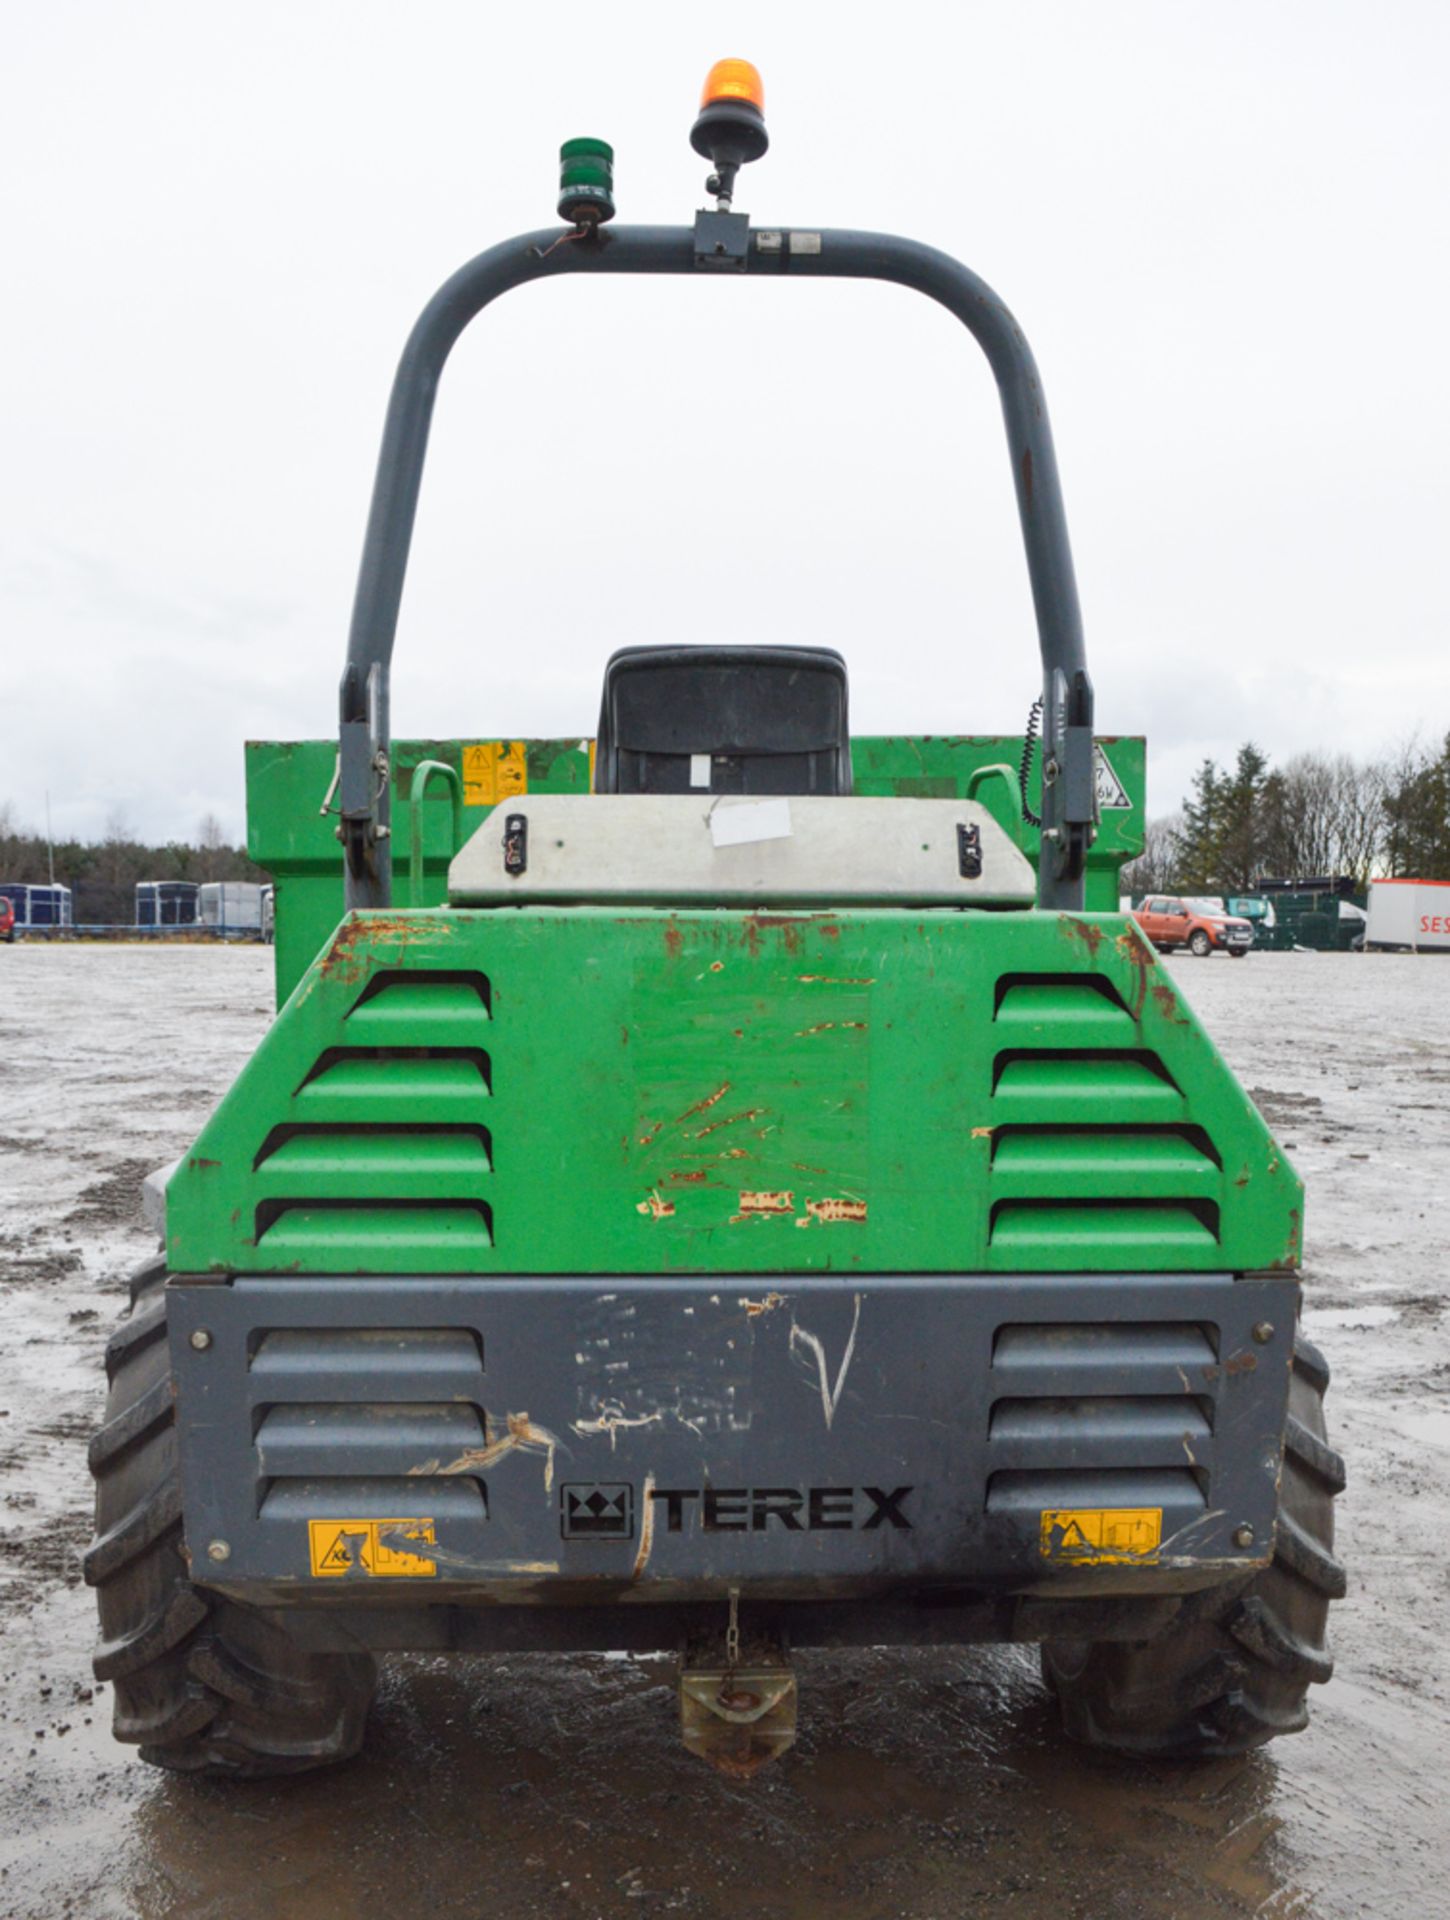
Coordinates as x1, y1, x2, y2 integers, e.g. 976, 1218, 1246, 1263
709, 798, 794, 848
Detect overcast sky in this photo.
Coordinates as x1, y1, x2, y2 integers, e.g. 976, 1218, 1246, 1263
3, 1, 1447, 845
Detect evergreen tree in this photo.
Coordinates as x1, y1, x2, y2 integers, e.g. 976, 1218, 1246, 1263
1383, 733, 1450, 877
1174, 758, 1223, 890
1217, 743, 1276, 890
1173, 744, 1286, 891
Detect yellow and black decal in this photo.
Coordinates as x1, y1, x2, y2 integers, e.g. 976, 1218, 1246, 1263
307, 1518, 438, 1578
1039, 1507, 1162, 1564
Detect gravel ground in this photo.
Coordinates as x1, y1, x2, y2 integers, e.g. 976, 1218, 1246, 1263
0, 944, 1445, 1920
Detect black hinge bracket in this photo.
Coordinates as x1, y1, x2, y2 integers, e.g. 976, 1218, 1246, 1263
502, 813, 528, 877
957, 822, 983, 879
693, 210, 750, 270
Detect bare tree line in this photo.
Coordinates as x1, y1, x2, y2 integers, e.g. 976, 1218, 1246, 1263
0, 800, 263, 924
1122, 735, 1450, 896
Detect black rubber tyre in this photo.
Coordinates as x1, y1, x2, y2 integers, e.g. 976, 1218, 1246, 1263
1229, 948, 1247, 960
1042, 1331, 1345, 1758
1188, 928, 1213, 957
84, 1256, 378, 1777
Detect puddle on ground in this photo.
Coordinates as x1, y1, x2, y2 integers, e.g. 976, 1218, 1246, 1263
1391, 1406, 1450, 1450
1302, 1304, 1400, 1330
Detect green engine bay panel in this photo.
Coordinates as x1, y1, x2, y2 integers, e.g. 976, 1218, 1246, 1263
166, 904, 1300, 1279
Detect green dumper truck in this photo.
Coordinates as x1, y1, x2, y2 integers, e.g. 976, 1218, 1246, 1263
86, 64, 1342, 1780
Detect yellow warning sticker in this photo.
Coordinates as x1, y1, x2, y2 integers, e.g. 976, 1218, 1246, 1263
1039, 1507, 1162, 1564
308, 1519, 438, 1579
461, 741, 528, 808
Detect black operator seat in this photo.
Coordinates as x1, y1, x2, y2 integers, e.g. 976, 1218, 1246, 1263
592, 646, 852, 796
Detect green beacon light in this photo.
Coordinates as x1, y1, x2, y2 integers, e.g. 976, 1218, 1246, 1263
557, 137, 615, 227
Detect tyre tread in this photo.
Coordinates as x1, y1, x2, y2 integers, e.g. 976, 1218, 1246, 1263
1274, 1510, 1348, 1599
1043, 1329, 1344, 1759
88, 1265, 376, 1777
88, 1373, 174, 1470
1284, 1412, 1347, 1492
1292, 1332, 1331, 1395
104, 1299, 166, 1382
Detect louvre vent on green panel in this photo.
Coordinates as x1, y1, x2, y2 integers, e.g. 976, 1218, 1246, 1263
989, 1128, 1220, 1201
991, 1052, 1185, 1119
344, 972, 491, 1041
253, 1129, 491, 1198
991, 1128, 1215, 1176
993, 976, 1137, 1041
255, 1201, 493, 1269
296, 1051, 490, 1116
988, 1200, 1219, 1253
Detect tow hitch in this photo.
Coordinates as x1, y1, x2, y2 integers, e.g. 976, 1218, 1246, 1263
679, 1590, 797, 1777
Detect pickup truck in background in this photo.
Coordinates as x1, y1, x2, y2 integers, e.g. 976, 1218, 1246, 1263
1133, 894, 1255, 957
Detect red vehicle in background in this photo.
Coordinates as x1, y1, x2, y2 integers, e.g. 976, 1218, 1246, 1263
1133, 894, 1254, 957
0, 894, 14, 943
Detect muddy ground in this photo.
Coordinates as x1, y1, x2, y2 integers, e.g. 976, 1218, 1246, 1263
0, 945, 1444, 1920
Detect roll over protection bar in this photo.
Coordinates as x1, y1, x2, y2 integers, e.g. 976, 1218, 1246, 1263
339, 220, 1095, 909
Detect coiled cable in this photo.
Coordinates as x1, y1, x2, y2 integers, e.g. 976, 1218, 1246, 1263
1018, 696, 1044, 828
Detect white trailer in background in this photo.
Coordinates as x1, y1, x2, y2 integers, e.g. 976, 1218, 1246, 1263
196, 881, 265, 936
1365, 878, 1450, 952
0, 882, 73, 930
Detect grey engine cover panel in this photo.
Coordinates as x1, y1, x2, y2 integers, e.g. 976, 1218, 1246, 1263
167, 1271, 1296, 1608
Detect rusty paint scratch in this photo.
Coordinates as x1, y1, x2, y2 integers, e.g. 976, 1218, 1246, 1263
636, 1192, 676, 1220
676, 1082, 731, 1124
632, 1472, 657, 1580
789, 1294, 862, 1431
740, 1291, 787, 1316
317, 912, 439, 989
1057, 914, 1105, 960
737, 1191, 794, 1216
572, 1402, 665, 1450
406, 1548, 561, 1577
803, 1197, 868, 1225
794, 1020, 868, 1036
796, 974, 876, 985
414, 1410, 561, 1496
1112, 926, 1155, 1020
696, 1107, 767, 1139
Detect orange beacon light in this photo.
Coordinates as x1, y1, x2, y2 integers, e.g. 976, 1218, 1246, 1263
700, 59, 765, 113
690, 58, 769, 207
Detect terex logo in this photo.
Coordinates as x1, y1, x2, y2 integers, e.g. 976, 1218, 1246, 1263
649, 1485, 913, 1533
